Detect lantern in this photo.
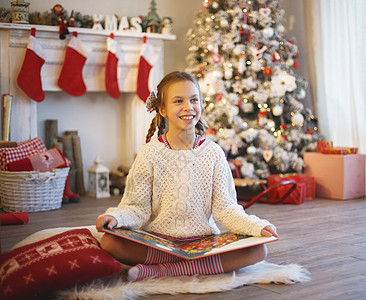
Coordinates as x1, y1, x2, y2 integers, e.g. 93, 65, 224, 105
88, 156, 110, 198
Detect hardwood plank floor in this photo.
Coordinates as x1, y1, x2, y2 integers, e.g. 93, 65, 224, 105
1, 195, 366, 299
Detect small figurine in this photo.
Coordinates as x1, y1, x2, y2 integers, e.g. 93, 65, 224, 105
161, 17, 173, 34
69, 10, 75, 27
53, 4, 69, 39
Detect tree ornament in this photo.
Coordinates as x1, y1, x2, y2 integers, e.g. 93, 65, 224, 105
220, 18, 229, 27
238, 55, 247, 74
259, 8, 271, 18
202, 0, 211, 8
233, 44, 244, 56
296, 88, 306, 99
224, 66, 233, 79
242, 101, 254, 113
263, 149, 273, 162
247, 144, 257, 155
293, 60, 299, 68
211, 50, 222, 64
257, 107, 267, 126
286, 57, 294, 66
277, 24, 285, 33
272, 104, 283, 116
262, 27, 274, 38
291, 112, 304, 126
263, 66, 272, 76
250, 59, 262, 72
272, 52, 280, 62
212, 1, 219, 9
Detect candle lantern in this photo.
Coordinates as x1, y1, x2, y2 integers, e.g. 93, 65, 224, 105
88, 156, 110, 198
11, 0, 30, 24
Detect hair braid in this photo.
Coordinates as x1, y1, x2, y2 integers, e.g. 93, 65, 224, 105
146, 113, 167, 143
146, 115, 158, 143
195, 119, 208, 136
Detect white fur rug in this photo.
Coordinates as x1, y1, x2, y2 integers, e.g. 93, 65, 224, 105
14, 226, 311, 300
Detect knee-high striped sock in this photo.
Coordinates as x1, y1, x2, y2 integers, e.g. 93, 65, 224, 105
144, 247, 183, 264
128, 255, 224, 281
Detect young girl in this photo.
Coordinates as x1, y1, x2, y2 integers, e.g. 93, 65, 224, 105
96, 71, 277, 281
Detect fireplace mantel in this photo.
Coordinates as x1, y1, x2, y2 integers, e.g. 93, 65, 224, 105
0, 23, 175, 142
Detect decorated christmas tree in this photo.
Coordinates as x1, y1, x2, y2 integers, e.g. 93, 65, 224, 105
185, 0, 320, 179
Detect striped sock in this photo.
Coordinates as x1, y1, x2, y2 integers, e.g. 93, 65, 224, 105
144, 247, 183, 264
128, 255, 224, 281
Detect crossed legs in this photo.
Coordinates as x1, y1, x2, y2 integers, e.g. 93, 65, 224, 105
100, 233, 267, 281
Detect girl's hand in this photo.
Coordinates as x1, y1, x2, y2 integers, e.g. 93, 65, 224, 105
96, 215, 118, 232
261, 225, 278, 238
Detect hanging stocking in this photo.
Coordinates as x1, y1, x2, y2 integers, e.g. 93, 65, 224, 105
105, 33, 120, 99
17, 28, 46, 102
136, 36, 162, 102
58, 31, 91, 96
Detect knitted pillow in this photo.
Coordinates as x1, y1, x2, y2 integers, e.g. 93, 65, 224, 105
0, 228, 121, 300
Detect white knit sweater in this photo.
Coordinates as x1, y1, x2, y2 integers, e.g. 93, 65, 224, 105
104, 137, 272, 238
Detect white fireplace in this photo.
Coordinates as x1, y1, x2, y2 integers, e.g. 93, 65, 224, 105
0, 23, 175, 180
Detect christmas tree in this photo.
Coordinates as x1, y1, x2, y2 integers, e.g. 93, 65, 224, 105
185, 0, 320, 179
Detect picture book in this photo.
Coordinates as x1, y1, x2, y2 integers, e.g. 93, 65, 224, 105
102, 226, 278, 260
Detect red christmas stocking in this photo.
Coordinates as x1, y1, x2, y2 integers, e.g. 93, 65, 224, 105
136, 36, 162, 102
58, 31, 91, 96
17, 28, 46, 102
105, 33, 120, 99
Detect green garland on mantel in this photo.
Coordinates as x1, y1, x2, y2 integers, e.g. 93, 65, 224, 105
0, 7, 171, 32
0, 8, 94, 28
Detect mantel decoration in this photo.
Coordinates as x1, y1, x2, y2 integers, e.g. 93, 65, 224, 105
10, 0, 30, 24
0, 0, 173, 34
88, 156, 110, 199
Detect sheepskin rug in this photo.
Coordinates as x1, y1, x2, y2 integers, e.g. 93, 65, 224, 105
13, 226, 310, 300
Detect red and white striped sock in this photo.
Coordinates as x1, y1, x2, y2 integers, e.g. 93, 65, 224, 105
144, 247, 183, 264
128, 255, 224, 281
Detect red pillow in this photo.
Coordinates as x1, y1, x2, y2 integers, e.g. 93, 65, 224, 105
0, 228, 121, 300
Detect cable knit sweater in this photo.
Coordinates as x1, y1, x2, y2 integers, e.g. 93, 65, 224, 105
104, 137, 272, 238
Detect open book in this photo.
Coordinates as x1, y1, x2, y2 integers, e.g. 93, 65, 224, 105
103, 226, 278, 260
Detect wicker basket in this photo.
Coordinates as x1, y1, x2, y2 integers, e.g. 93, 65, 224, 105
0, 167, 69, 212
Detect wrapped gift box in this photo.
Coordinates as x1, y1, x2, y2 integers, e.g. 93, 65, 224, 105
304, 152, 365, 200
267, 174, 316, 200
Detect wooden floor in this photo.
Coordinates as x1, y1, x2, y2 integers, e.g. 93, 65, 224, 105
1, 194, 366, 299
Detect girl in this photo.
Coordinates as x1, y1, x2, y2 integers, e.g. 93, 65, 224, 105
96, 71, 277, 281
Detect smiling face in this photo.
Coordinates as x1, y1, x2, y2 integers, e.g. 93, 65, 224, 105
159, 80, 202, 136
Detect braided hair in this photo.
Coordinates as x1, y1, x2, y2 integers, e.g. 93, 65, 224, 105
145, 71, 208, 143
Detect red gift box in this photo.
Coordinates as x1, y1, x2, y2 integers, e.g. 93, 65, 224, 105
317, 141, 333, 153
304, 152, 365, 200
317, 141, 358, 155
276, 182, 306, 205
267, 174, 316, 200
